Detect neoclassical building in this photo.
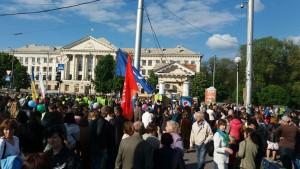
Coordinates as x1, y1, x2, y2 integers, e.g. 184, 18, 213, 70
12, 36, 203, 96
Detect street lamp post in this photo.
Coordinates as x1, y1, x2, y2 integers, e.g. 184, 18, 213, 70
234, 56, 241, 107
8, 47, 14, 90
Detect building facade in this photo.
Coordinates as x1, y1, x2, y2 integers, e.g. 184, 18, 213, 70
12, 36, 203, 95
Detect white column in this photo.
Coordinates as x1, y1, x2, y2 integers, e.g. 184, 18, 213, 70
182, 81, 190, 97
92, 55, 96, 80
72, 55, 76, 80
159, 81, 165, 95
82, 55, 87, 81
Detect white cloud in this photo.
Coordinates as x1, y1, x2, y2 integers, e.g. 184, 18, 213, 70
287, 36, 300, 45
206, 34, 238, 50
254, 0, 265, 12
0, 0, 239, 38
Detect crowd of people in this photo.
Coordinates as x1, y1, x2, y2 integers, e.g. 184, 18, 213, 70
0, 92, 299, 169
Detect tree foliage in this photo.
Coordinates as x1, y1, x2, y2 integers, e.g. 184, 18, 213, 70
147, 70, 158, 90
238, 37, 300, 107
190, 72, 209, 100
258, 85, 289, 105
0, 52, 30, 91
93, 54, 123, 94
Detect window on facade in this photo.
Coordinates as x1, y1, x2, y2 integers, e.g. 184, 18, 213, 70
47, 85, 51, 90
43, 75, 46, 80
37, 58, 40, 64
44, 58, 47, 63
36, 66, 40, 72
65, 85, 69, 91
32, 57, 35, 64
142, 69, 146, 75
156, 60, 160, 64
184, 60, 189, 64
19, 57, 23, 64
148, 60, 152, 66
48, 75, 52, 81
88, 56, 93, 72
49, 67, 52, 72
87, 75, 91, 81
43, 67, 47, 72
74, 85, 79, 92
78, 57, 83, 71
191, 61, 195, 64
142, 60, 146, 66
25, 58, 28, 64
78, 75, 82, 81
162, 60, 166, 63
49, 58, 53, 63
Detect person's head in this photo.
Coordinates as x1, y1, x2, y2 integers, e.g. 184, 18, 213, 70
161, 133, 173, 147
146, 123, 158, 136
64, 113, 75, 124
133, 121, 143, 134
194, 111, 205, 122
270, 116, 278, 125
22, 153, 51, 169
123, 121, 133, 136
247, 118, 258, 130
114, 106, 122, 116
0, 119, 17, 139
243, 127, 254, 139
281, 116, 291, 125
165, 120, 179, 133
217, 119, 227, 131
46, 126, 65, 150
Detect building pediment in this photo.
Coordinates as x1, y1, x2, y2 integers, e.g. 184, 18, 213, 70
62, 36, 115, 51
154, 62, 195, 76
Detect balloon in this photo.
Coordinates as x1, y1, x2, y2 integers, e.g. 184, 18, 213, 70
37, 104, 45, 113
28, 100, 36, 108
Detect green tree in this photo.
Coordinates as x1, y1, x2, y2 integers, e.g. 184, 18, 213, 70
93, 54, 116, 93
205, 57, 236, 102
147, 70, 158, 90
190, 72, 209, 100
0, 52, 30, 91
258, 85, 289, 106
290, 82, 300, 108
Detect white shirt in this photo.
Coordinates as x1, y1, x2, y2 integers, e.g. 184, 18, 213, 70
142, 111, 154, 128
207, 109, 215, 121
0, 136, 20, 158
213, 132, 229, 164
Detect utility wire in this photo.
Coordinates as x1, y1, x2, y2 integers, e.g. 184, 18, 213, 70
152, 0, 242, 46
0, 0, 101, 16
144, 6, 166, 61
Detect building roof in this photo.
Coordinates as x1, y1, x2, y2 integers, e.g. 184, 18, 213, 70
153, 62, 195, 76
123, 45, 202, 55
14, 44, 60, 52
63, 36, 116, 50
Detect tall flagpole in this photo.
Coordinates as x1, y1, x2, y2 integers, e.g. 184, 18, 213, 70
246, 0, 254, 114
133, 0, 144, 70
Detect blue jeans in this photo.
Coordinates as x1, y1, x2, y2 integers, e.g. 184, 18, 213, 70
196, 144, 207, 169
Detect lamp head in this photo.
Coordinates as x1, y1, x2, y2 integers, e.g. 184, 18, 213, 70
234, 57, 241, 64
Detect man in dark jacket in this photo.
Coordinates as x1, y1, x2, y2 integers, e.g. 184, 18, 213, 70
89, 108, 110, 169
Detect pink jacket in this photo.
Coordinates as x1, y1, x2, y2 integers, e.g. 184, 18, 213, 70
229, 119, 243, 141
